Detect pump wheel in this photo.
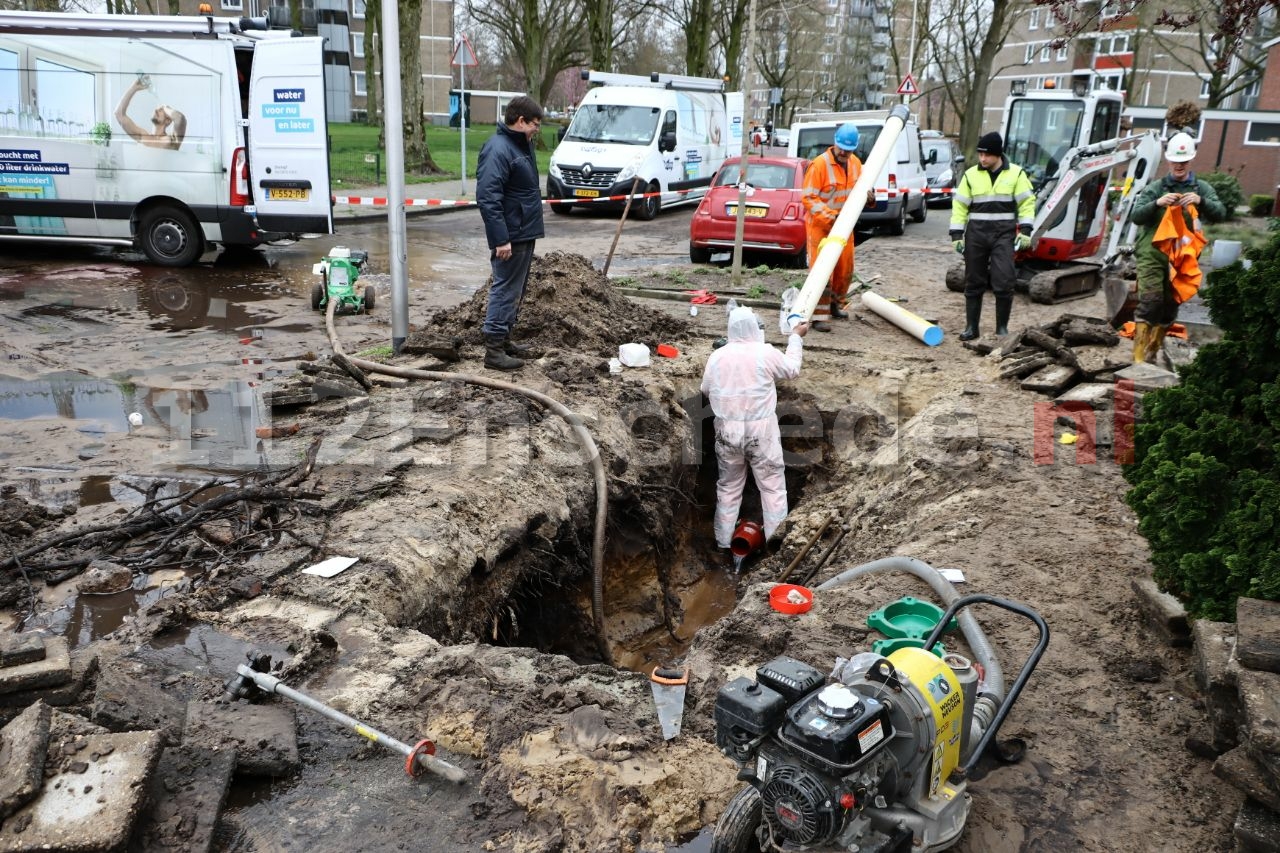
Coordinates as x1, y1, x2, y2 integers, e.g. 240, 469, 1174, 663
140, 205, 203, 267
710, 787, 764, 853
311, 282, 325, 310
634, 181, 661, 221
363, 287, 375, 311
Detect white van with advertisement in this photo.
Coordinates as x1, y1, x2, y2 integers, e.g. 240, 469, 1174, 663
787, 110, 929, 235
0, 10, 331, 266
548, 71, 744, 221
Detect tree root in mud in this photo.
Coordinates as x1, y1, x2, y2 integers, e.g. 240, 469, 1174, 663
0, 438, 325, 592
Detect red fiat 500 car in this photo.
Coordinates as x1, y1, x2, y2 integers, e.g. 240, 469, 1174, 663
688, 156, 810, 267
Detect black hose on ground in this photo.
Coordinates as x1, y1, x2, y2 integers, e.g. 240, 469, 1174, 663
324, 300, 613, 665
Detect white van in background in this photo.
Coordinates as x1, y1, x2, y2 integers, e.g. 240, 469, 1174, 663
0, 10, 332, 266
548, 71, 744, 221
786, 110, 929, 235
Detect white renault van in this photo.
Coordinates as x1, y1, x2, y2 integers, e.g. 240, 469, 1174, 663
786, 110, 929, 235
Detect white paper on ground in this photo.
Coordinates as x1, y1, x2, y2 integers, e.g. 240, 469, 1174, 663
302, 556, 359, 578
939, 568, 966, 583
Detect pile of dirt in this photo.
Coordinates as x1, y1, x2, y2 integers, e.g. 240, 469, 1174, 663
410, 252, 691, 357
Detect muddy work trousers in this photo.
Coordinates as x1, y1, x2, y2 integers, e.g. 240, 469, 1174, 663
1134, 252, 1180, 327
963, 221, 1017, 298
806, 222, 855, 321
482, 240, 536, 339
712, 417, 788, 549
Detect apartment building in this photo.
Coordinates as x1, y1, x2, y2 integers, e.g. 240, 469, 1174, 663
984, 1, 1278, 197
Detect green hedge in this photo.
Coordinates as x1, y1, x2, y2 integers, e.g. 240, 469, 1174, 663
1249, 194, 1275, 217
1200, 171, 1243, 220
1123, 227, 1280, 619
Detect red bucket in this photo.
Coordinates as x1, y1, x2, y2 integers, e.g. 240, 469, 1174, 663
770, 584, 814, 614
730, 520, 765, 558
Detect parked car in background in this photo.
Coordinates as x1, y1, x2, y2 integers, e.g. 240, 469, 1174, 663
689, 155, 809, 266
921, 132, 963, 207
771, 127, 791, 148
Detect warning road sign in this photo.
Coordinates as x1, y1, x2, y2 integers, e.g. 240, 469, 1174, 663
451, 35, 478, 67
897, 74, 919, 96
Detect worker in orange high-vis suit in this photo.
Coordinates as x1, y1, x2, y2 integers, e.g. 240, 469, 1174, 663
802, 122, 872, 332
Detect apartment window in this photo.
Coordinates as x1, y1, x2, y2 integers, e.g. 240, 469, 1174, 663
1040, 44, 1051, 62
1029, 8, 1040, 29
352, 0, 365, 19
1025, 43, 1036, 63
1056, 44, 1068, 61
1246, 121, 1280, 144
353, 71, 366, 96
1200, 77, 1211, 99
1093, 72, 1122, 91
221, 0, 243, 9
352, 32, 364, 59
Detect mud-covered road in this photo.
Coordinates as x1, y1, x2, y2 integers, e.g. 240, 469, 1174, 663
0, 202, 1243, 852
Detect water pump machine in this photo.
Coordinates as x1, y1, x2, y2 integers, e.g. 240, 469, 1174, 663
710, 594, 1048, 852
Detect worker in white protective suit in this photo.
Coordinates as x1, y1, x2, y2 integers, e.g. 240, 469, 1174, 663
701, 306, 809, 552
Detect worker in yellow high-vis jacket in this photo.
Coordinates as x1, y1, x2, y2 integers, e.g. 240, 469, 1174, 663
950, 131, 1036, 340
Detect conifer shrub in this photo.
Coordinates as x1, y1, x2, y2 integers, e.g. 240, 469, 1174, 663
1200, 172, 1242, 220
1123, 228, 1280, 620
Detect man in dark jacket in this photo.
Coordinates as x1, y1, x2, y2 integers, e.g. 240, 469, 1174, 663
476, 95, 545, 370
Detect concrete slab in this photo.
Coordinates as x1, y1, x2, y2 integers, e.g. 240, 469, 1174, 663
1193, 619, 1241, 752
1237, 668, 1280, 756
1131, 577, 1192, 646
91, 665, 186, 745
1114, 362, 1180, 391
0, 637, 71, 697
183, 700, 299, 777
0, 649, 98, 717
128, 744, 236, 853
1237, 597, 1280, 675
1053, 382, 1115, 408
1073, 345, 1131, 380
0, 701, 50, 819
1020, 363, 1079, 395
1235, 797, 1280, 853
0, 725, 162, 853
1215, 747, 1280, 813
0, 635, 45, 669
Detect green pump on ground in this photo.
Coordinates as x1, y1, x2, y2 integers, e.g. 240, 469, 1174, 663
311, 247, 374, 314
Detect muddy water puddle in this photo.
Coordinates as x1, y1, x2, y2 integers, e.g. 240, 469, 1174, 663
18, 567, 192, 645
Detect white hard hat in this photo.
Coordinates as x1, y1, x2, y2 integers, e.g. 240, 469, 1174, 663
1165, 132, 1196, 163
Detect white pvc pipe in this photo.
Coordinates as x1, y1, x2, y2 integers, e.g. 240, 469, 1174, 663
861, 290, 943, 346
788, 104, 912, 328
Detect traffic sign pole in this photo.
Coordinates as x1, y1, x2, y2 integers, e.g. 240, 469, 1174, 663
451, 35, 479, 195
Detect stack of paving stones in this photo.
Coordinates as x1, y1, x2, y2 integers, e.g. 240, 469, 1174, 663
0, 635, 95, 721
1193, 598, 1280, 852
262, 355, 370, 410
0, 634, 301, 852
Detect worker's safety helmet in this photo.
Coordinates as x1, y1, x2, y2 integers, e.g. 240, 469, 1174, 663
833, 124, 860, 152
1165, 132, 1197, 163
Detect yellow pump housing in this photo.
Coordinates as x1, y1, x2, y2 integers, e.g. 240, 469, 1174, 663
888, 646, 964, 798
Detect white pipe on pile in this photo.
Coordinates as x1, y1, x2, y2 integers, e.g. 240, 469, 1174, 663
787, 104, 913, 329
861, 290, 943, 346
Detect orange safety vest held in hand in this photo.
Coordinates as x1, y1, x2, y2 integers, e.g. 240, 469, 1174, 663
1152, 203, 1208, 304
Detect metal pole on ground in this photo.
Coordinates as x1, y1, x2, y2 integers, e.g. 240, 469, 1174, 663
730, 0, 758, 286
381, 0, 409, 354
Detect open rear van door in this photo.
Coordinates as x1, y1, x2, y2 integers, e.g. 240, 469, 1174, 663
247, 36, 332, 234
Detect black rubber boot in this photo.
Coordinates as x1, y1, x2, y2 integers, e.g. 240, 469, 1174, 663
995, 296, 1013, 337
959, 296, 982, 341
504, 338, 536, 358
484, 334, 523, 370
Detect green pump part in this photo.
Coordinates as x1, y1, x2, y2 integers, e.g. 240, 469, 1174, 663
311, 247, 374, 314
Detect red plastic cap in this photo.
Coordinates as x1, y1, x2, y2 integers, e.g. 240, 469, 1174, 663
769, 584, 813, 614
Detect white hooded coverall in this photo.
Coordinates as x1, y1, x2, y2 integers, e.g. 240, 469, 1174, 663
700, 307, 805, 549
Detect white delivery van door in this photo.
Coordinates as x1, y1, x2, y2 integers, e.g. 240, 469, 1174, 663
247, 37, 332, 234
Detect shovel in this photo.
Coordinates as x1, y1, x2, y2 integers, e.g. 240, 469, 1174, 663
650, 665, 689, 740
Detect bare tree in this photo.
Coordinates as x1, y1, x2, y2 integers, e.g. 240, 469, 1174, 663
1144, 0, 1278, 107
363, 0, 440, 173
921, 0, 1023, 154
582, 0, 658, 72
756, 0, 827, 122
463, 0, 589, 104
663, 0, 718, 76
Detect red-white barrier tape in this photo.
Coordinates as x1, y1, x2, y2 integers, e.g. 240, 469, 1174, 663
331, 186, 971, 208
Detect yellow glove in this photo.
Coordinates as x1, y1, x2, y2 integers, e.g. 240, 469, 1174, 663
952, 239, 964, 254
1015, 233, 1032, 252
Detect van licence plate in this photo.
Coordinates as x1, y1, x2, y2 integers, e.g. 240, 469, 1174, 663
266, 188, 309, 201
573, 189, 600, 198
